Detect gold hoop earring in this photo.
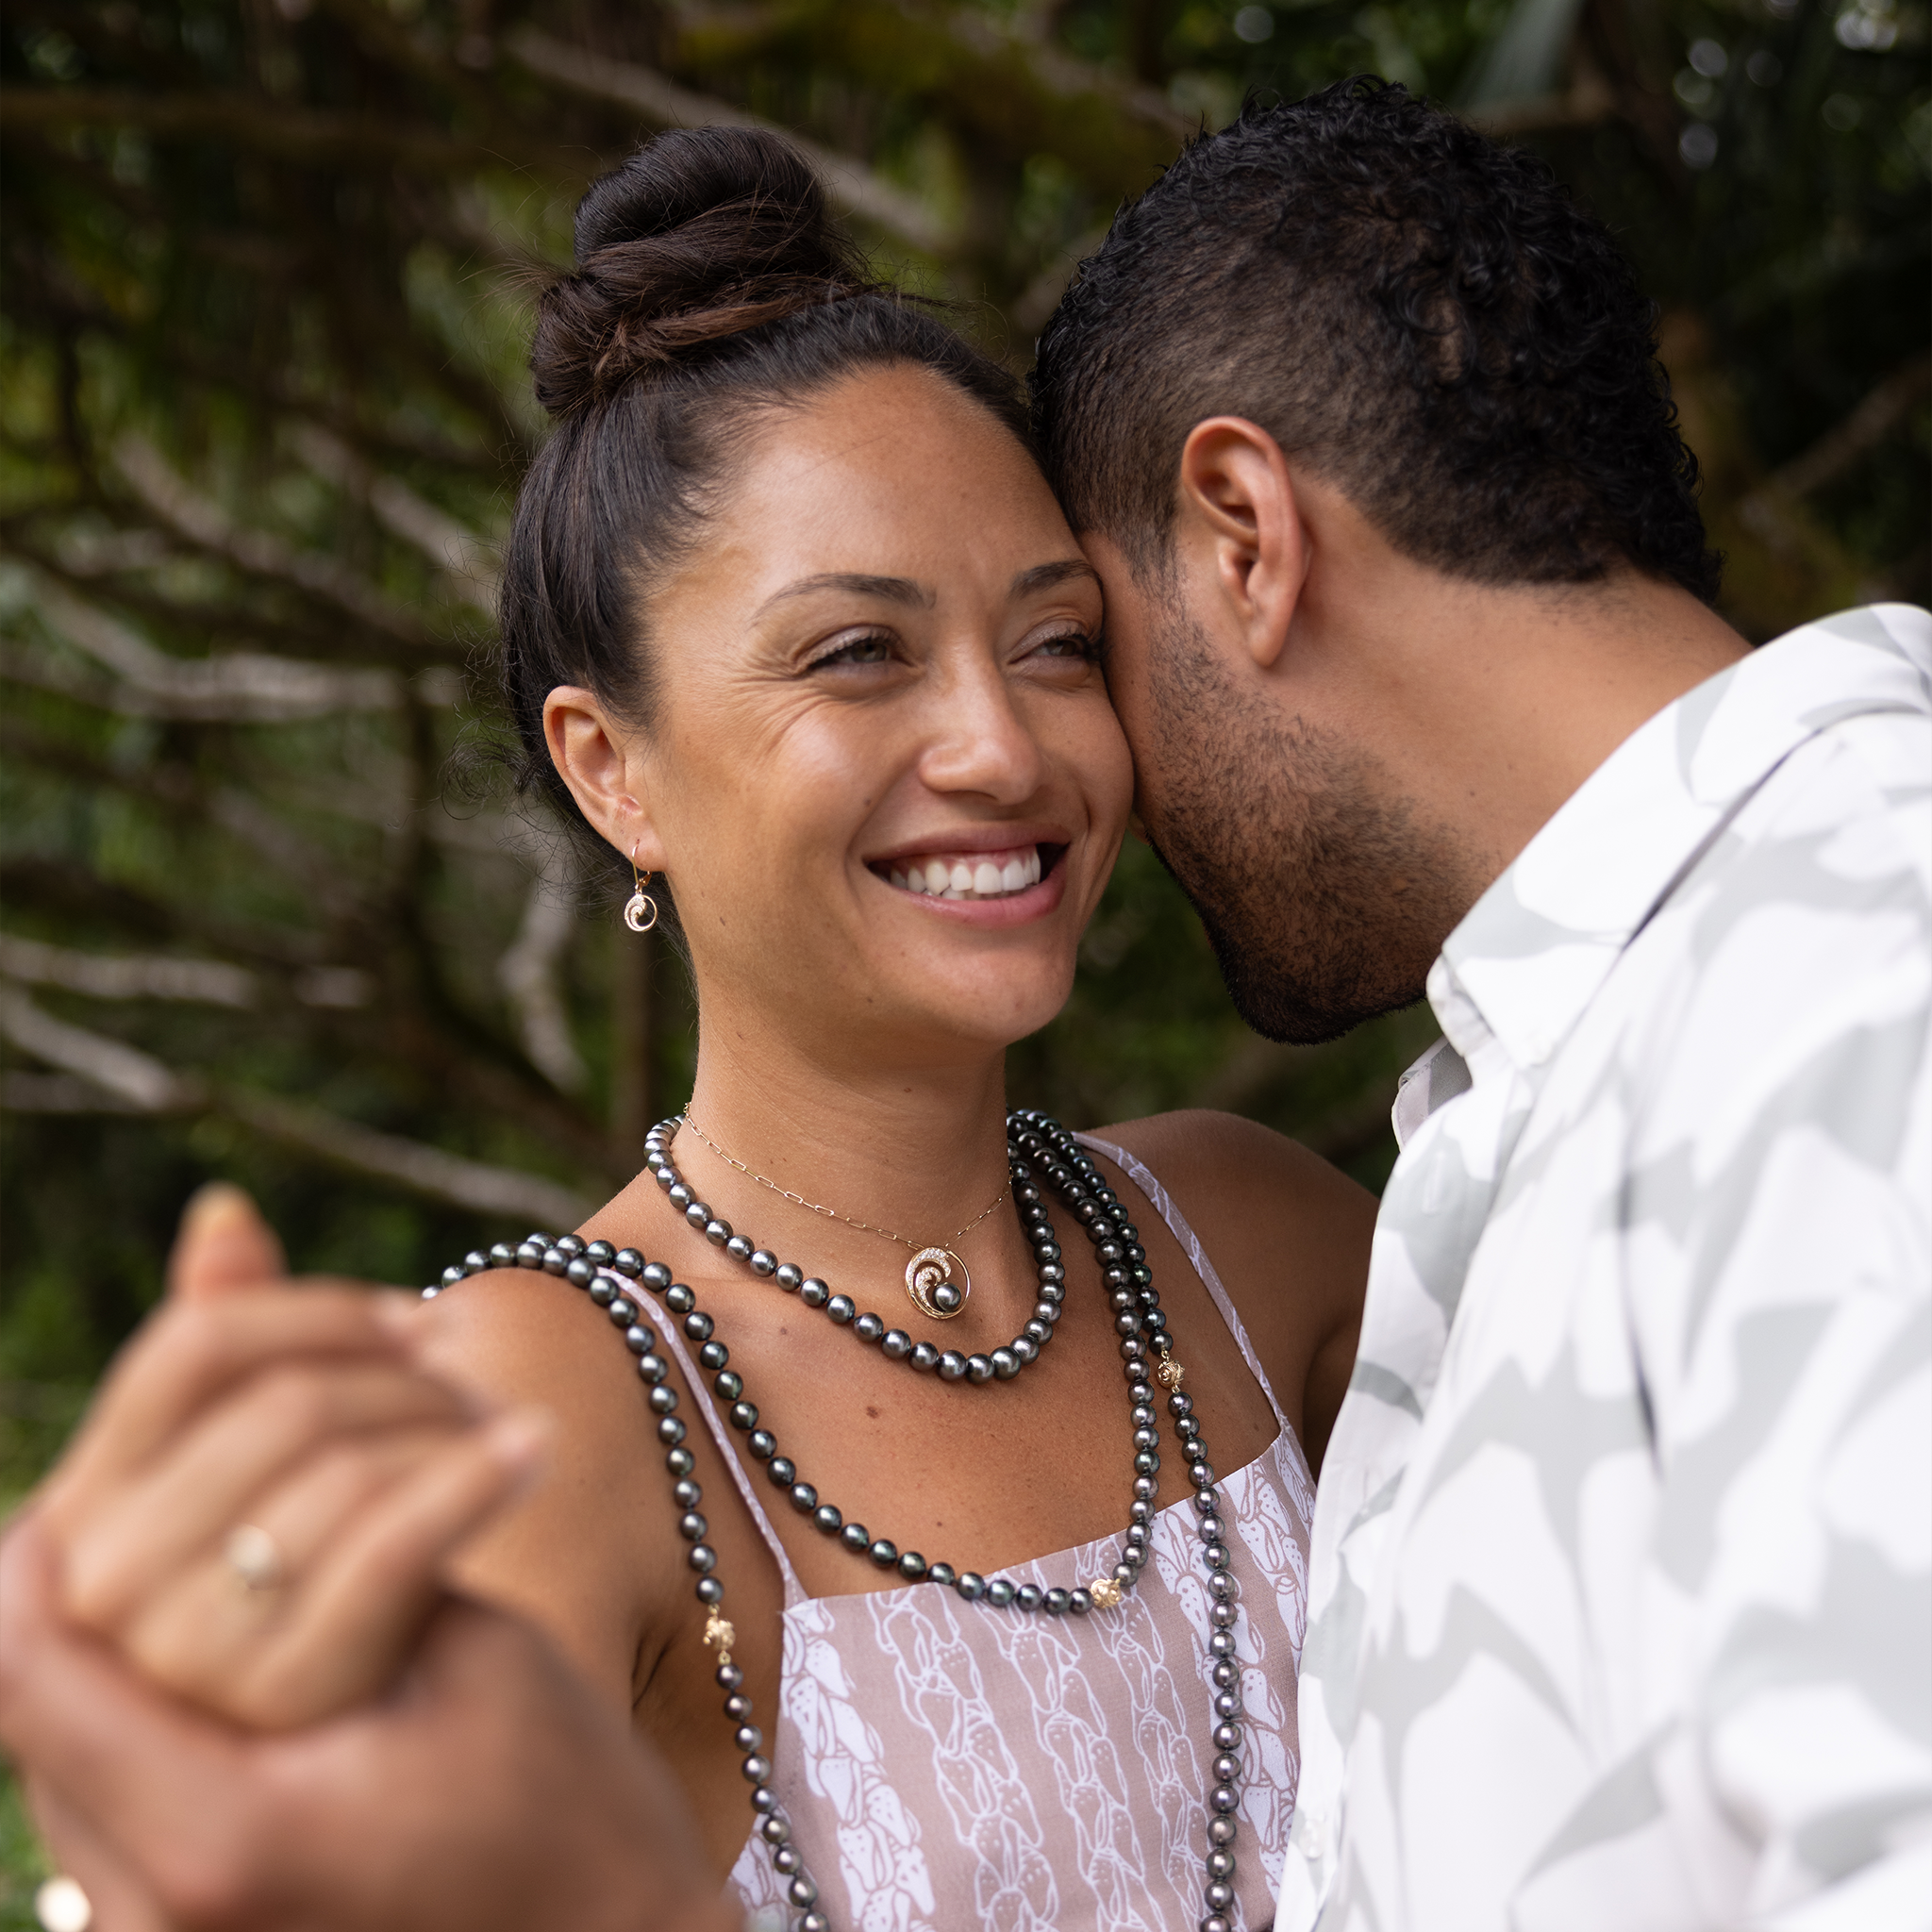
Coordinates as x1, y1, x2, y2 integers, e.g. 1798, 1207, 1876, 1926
624, 845, 659, 934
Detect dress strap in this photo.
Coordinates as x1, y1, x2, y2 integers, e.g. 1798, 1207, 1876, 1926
636, 1286, 809, 1611
1074, 1132, 1290, 1432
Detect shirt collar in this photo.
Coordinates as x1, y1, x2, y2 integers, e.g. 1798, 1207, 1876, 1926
1429, 603, 1932, 1075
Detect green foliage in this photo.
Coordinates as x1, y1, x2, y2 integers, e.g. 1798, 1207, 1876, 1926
0, 0, 1924, 1515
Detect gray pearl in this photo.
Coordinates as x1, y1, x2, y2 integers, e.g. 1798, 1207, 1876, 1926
991, 1348, 1019, 1379
774, 1262, 803, 1290
749, 1250, 777, 1275
966, 1355, 994, 1383
799, 1278, 829, 1307
724, 1234, 752, 1259
1008, 1337, 1037, 1364
937, 1351, 967, 1380
667, 1183, 692, 1208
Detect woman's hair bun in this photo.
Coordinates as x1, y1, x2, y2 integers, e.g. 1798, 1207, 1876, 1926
532, 126, 876, 418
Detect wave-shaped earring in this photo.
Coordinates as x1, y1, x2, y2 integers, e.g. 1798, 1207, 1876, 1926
624, 844, 658, 934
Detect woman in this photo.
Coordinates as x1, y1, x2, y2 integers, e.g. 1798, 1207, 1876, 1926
42, 127, 1373, 1932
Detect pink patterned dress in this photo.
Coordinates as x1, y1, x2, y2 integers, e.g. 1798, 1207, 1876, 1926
661, 1136, 1314, 1932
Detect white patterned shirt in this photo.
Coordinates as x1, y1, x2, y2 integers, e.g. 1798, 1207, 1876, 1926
1276, 605, 1932, 1932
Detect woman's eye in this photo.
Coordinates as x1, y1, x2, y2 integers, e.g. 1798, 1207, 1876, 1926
1031, 628, 1102, 662
809, 632, 896, 670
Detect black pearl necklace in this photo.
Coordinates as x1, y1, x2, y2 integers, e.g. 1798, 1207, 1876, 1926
424, 1110, 1247, 1932
638, 1117, 1076, 1385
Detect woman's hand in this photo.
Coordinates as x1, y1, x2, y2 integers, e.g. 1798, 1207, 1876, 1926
31, 1185, 548, 1730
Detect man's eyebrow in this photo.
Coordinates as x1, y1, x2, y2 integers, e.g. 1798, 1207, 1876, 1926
1011, 558, 1101, 597
756, 573, 935, 614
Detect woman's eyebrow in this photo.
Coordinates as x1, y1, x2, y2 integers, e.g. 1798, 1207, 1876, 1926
756, 572, 934, 613
1011, 558, 1101, 596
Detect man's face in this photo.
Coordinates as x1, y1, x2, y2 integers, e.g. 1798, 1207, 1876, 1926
1085, 533, 1469, 1045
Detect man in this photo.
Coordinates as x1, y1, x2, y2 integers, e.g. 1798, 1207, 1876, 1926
1027, 80, 1930, 1931
4, 78, 1925, 1931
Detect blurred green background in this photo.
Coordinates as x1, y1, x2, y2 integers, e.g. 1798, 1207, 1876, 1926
0, 0, 1925, 1908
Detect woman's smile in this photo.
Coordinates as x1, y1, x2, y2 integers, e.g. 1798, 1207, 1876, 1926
869, 832, 1069, 925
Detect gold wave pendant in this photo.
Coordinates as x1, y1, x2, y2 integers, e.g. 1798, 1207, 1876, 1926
904, 1245, 971, 1320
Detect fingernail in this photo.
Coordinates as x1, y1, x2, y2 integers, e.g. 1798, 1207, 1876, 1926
182, 1180, 255, 1232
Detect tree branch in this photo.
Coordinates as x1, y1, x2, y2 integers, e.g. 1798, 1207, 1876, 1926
109, 435, 437, 654
0, 985, 595, 1230
285, 424, 501, 621
1737, 352, 1932, 549
503, 26, 962, 259
0, 935, 257, 1008
1768, 351, 1932, 502
496, 877, 588, 1094
0, 87, 529, 178
13, 575, 403, 723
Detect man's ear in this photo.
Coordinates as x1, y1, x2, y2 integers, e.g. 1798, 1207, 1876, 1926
542, 688, 666, 874
1176, 417, 1310, 671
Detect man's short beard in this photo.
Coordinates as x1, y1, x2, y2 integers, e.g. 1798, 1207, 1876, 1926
1135, 607, 1473, 1046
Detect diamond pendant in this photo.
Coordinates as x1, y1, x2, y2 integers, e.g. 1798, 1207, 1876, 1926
905, 1246, 970, 1320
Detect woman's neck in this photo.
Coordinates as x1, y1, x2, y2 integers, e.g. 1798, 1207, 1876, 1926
660, 1014, 1033, 1327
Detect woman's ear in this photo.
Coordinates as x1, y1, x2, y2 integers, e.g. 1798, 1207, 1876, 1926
541, 688, 667, 872
1175, 417, 1311, 672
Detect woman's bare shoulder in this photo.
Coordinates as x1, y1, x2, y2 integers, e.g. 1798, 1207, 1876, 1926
408, 1266, 666, 1704
1091, 1109, 1377, 1265
1088, 1108, 1374, 1378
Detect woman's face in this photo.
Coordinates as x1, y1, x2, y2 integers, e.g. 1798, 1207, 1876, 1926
549, 363, 1134, 1070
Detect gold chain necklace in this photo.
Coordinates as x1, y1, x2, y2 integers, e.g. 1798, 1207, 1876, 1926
675, 1113, 1011, 1320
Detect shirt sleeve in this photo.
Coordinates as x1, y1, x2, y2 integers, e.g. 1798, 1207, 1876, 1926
1624, 729, 1932, 1929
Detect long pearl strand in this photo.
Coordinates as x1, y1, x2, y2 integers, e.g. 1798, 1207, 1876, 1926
425, 1110, 1247, 1932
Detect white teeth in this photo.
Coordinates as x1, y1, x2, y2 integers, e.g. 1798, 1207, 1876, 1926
888, 844, 1046, 901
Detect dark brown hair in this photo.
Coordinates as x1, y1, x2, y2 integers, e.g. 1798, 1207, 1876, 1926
499, 126, 1033, 885
1032, 79, 1720, 602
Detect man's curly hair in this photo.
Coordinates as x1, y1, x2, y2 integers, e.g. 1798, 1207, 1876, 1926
1031, 78, 1721, 601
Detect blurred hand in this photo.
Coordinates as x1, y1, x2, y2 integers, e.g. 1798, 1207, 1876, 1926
0, 1510, 731, 1932
34, 1184, 544, 1730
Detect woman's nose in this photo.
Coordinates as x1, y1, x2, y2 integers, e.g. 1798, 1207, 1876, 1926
914, 658, 1048, 805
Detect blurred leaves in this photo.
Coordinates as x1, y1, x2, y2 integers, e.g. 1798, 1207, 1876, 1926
0, 0, 1924, 1471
